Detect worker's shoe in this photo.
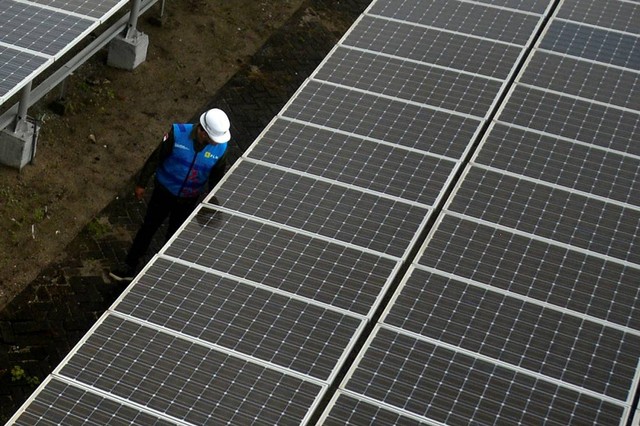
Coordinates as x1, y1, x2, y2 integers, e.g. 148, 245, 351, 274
109, 266, 135, 282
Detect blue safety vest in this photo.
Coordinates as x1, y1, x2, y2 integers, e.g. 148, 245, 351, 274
156, 123, 227, 198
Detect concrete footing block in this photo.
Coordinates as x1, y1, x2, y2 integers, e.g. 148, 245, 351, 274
107, 31, 149, 70
0, 121, 40, 170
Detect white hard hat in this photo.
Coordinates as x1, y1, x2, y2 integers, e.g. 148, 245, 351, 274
199, 108, 231, 143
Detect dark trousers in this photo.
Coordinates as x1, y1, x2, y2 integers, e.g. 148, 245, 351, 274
125, 183, 198, 269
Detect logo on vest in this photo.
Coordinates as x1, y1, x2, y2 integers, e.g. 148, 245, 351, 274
204, 152, 218, 159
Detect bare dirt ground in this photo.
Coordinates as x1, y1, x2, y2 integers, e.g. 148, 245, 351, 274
0, 0, 307, 310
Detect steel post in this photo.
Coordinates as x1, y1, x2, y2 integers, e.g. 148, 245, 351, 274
13, 82, 31, 133
126, 0, 142, 39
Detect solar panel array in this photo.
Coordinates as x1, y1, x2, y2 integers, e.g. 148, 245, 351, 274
9, 0, 640, 424
322, 0, 640, 424
0, 0, 129, 104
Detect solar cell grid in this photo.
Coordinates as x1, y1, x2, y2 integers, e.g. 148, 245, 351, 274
344, 326, 626, 425
13, 379, 174, 426
419, 215, 640, 329
28, 0, 126, 19
385, 268, 640, 400
247, 119, 455, 205
214, 161, 429, 258
0, 47, 49, 101
0, 1, 93, 57
540, 21, 640, 69
449, 167, 640, 263
282, 80, 481, 158
498, 85, 640, 156
368, 0, 541, 44
343, 15, 523, 78
469, 0, 549, 14
165, 207, 398, 316
556, 0, 640, 33
320, 393, 433, 425
59, 315, 323, 425
314, 46, 502, 118
115, 257, 363, 381
520, 51, 640, 110
476, 124, 640, 206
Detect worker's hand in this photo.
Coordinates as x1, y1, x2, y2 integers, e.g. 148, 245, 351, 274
134, 186, 145, 200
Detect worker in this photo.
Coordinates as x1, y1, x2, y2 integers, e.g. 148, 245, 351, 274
109, 108, 230, 282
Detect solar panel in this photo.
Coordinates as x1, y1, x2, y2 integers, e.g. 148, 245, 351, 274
420, 215, 640, 330
385, 268, 640, 401
0, 1, 93, 57
343, 326, 626, 425
282, 80, 482, 158
320, 392, 434, 425
520, 51, 640, 109
28, 0, 128, 20
470, 0, 549, 14
343, 15, 524, 78
165, 206, 399, 317
58, 315, 325, 425
368, 0, 543, 44
475, 123, 640, 206
449, 167, 640, 262
12, 378, 174, 426
0, 47, 50, 100
0, 0, 130, 104
115, 256, 365, 382
539, 20, 640, 69
498, 85, 640, 155
212, 161, 429, 258
246, 119, 455, 205
314, 46, 503, 118
555, 0, 640, 32
12, 0, 640, 423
